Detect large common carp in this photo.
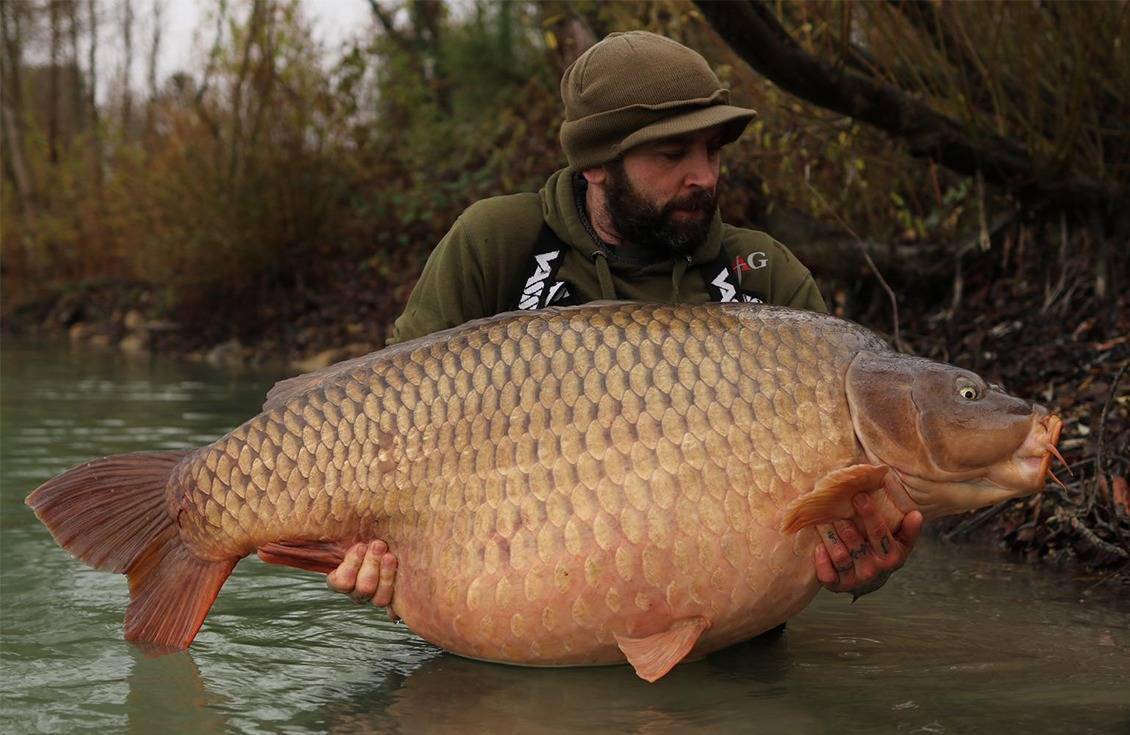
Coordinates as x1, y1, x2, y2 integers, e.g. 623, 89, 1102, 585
28, 303, 1062, 681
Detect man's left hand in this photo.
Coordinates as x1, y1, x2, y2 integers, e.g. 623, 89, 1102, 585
813, 493, 923, 598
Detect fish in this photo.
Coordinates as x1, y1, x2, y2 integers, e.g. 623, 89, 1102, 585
27, 303, 1063, 682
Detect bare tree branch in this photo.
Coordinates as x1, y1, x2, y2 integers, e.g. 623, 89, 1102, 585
368, 0, 411, 51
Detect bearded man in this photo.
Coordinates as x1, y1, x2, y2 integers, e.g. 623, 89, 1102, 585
328, 31, 922, 616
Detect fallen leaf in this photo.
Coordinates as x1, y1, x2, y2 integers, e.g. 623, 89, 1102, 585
1093, 335, 1128, 351
1113, 474, 1129, 514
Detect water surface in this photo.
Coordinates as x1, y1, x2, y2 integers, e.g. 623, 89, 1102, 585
2, 343, 1128, 734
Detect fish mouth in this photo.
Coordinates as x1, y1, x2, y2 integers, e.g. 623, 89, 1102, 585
1007, 412, 1066, 490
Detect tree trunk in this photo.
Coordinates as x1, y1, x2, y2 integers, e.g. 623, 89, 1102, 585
537, 1, 596, 73
228, 0, 265, 184
0, 0, 37, 217
68, 0, 83, 132
121, 0, 133, 134
246, 1, 276, 156
87, 0, 103, 195
145, 0, 163, 142
192, 0, 226, 145
368, 0, 451, 114
412, 0, 450, 115
48, 0, 62, 164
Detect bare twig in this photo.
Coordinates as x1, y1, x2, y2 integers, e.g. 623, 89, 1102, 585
948, 252, 963, 318
1042, 212, 1071, 313
1066, 512, 1129, 561
976, 170, 990, 251
804, 181, 903, 352
942, 499, 1015, 541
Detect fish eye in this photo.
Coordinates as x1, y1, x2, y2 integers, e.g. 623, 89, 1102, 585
958, 384, 980, 400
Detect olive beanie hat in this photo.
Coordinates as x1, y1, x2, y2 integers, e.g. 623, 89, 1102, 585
559, 31, 757, 170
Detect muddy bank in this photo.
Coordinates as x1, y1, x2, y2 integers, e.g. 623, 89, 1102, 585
3, 271, 401, 373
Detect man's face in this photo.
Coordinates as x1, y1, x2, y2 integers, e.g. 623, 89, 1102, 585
602, 127, 724, 257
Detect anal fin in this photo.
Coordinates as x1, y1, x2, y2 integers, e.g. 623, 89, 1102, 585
258, 540, 353, 574
780, 463, 890, 534
615, 616, 711, 682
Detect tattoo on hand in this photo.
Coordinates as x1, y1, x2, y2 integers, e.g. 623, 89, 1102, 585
827, 530, 838, 542
850, 544, 870, 560
880, 536, 891, 555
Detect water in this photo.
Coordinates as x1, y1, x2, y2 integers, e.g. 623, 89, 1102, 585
2, 343, 1128, 734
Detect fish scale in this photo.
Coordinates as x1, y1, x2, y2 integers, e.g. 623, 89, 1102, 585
170, 303, 867, 664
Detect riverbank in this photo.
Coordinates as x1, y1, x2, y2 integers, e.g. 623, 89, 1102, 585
3, 268, 403, 373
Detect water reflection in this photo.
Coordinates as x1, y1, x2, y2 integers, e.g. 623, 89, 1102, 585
309, 652, 818, 735
127, 629, 812, 735
126, 651, 229, 735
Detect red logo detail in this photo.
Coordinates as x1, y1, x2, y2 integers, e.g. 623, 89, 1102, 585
733, 256, 750, 274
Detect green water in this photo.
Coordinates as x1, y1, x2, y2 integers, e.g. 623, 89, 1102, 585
1, 343, 1128, 734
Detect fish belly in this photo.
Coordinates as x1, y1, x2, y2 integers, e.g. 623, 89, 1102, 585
391, 523, 823, 665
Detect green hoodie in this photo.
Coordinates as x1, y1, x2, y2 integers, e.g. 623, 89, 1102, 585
387, 168, 826, 345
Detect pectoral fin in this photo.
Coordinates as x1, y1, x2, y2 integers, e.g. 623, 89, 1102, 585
614, 616, 711, 682
780, 464, 891, 534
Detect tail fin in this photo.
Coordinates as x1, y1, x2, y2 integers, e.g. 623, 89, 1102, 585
26, 451, 237, 649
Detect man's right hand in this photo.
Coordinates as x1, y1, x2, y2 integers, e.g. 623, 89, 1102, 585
326, 540, 399, 621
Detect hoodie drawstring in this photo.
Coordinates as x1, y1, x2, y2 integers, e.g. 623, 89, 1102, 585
671, 255, 690, 302
593, 252, 617, 300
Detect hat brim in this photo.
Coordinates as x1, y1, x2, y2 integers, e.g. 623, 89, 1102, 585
616, 104, 757, 157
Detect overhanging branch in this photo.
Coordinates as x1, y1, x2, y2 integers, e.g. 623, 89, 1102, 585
694, 0, 1117, 211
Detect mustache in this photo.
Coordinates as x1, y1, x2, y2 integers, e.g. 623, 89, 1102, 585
666, 188, 716, 214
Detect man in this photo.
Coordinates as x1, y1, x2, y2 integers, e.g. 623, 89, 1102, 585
327, 32, 923, 617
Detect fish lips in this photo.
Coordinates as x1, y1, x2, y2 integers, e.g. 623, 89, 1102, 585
986, 411, 1064, 491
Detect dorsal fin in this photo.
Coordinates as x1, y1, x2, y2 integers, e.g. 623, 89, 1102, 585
261, 302, 645, 413
573, 299, 638, 308
262, 353, 375, 413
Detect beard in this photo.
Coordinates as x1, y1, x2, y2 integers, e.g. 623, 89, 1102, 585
603, 160, 717, 258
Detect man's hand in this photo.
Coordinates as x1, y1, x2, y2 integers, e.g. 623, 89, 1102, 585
326, 540, 400, 621
813, 494, 923, 599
